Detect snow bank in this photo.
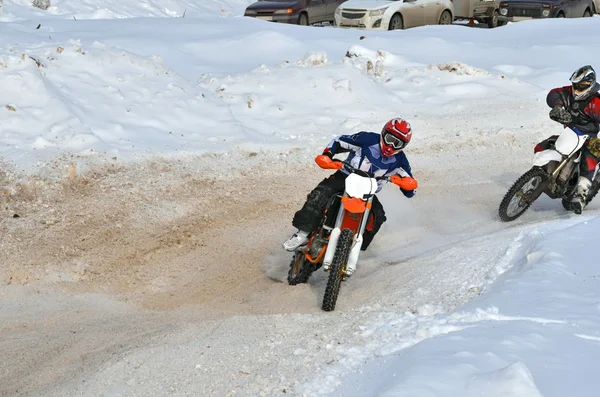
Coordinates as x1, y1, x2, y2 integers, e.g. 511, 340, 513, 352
309, 216, 600, 396
1, 0, 254, 20
0, 16, 546, 174
0, 41, 246, 170
6, 14, 600, 175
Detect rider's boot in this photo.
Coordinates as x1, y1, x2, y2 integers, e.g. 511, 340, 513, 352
571, 176, 592, 215
282, 229, 310, 251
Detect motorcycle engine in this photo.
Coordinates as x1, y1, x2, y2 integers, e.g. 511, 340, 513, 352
557, 161, 575, 185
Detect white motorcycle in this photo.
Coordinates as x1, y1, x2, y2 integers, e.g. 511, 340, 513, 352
498, 127, 598, 221
287, 155, 418, 311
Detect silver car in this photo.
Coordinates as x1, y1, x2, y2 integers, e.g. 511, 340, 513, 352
334, 0, 455, 29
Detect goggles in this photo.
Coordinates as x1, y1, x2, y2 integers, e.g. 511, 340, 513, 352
573, 80, 592, 93
382, 130, 407, 150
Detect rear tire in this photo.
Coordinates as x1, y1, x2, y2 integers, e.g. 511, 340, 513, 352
322, 229, 353, 312
498, 167, 548, 222
487, 10, 499, 28
562, 196, 573, 211
584, 9, 592, 17
287, 251, 314, 285
439, 10, 452, 24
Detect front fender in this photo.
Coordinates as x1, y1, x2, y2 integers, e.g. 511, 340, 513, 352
533, 149, 562, 167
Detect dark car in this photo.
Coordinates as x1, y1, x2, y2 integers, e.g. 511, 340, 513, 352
498, 0, 596, 22
244, 0, 348, 25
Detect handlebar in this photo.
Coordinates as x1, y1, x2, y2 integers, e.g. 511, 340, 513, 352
314, 155, 418, 190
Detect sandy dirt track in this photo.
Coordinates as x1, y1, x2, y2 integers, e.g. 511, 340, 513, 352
0, 129, 570, 396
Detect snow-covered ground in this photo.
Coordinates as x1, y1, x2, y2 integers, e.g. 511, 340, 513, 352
1, 1, 600, 396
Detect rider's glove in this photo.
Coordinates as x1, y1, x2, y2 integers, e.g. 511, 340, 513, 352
549, 105, 572, 125
321, 150, 334, 159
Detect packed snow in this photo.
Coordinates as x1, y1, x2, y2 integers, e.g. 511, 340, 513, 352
1, 1, 600, 396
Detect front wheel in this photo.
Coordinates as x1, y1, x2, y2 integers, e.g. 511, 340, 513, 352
322, 229, 353, 312
388, 13, 404, 30
297, 13, 309, 26
498, 167, 548, 222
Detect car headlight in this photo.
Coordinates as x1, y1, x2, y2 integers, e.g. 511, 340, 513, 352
500, 7, 508, 15
542, 9, 550, 16
369, 7, 388, 16
275, 8, 293, 14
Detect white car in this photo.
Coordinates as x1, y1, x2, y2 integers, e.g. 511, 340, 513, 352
334, 0, 454, 30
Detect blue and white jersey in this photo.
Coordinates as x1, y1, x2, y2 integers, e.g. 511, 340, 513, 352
324, 131, 415, 197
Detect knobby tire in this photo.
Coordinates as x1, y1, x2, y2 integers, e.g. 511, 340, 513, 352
322, 228, 353, 312
287, 251, 314, 285
498, 167, 548, 222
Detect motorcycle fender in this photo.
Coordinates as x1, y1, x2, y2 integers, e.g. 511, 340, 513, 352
555, 129, 588, 156
532, 150, 562, 167
345, 173, 378, 198
346, 235, 362, 275
323, 227, 341, 268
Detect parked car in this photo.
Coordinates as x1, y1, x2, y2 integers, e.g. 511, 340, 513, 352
498, 0, 596, 21
453, 0, 501, 28
244, 0, 348, 25
333, 0, 454, 30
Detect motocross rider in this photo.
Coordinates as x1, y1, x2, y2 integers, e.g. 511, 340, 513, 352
543, 65, 600, 214
282, 118, 417, 253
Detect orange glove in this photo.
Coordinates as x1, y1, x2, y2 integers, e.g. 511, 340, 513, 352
390, 175, 418, 191
315, 155, 343, 170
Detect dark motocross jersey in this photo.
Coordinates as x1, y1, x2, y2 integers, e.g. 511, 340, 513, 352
547, 86, 600, 136
323, 131, 415, 197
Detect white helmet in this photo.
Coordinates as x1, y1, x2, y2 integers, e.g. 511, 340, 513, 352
570, 65, 600, 101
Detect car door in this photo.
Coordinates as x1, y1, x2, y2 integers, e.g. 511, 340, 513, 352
401, 0, 426, 28
325, 0, 344, 21
564, 0, 580, 16
307, 0, 327, 22
420, 0, 444, 24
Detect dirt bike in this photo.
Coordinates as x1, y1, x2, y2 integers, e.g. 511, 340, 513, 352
498, 126, 600, 222
287, 155, 418, 311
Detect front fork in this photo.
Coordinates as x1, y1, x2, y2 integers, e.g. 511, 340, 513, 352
322, 193, 373, 276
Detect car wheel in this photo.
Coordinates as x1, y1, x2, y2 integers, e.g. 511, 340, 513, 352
388, 13, 404, 30
556, 11, 565, 17
438, 10, 452, 24
583, 8, 592, 17
298, 13, 309, 25
487, 10, 499, 28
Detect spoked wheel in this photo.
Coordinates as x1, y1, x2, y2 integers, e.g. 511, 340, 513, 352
322, 229, 353, 312
287, 251, 314, 285
498, 167, 548, 222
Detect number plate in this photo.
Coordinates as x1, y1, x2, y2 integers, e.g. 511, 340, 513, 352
257, 16, 273, 21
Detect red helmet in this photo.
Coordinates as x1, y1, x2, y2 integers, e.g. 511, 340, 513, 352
380, 118, 412, 157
